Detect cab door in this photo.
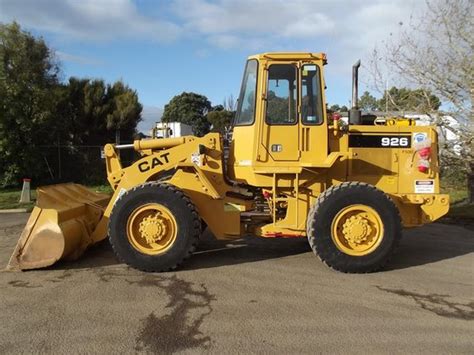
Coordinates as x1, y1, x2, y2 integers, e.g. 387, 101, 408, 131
260, 63, 300, 162
299, 63, 328, 164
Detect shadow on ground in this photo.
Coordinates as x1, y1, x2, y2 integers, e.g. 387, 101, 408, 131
52, 231, 311, 271
46, 223, 474, 272
385, 224, 474, 271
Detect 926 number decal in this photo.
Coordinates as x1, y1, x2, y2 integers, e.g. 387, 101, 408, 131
381, 137, 409, 147
348, 135, 412, 148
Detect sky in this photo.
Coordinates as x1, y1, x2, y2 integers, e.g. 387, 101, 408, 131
0, 0, 428, 132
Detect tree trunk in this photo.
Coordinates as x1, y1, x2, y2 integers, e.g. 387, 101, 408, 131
468, 65, 474, 207
469, 163, 474, 204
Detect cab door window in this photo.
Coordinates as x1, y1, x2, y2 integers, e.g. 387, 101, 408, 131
265, 64, 297, 125
301, 64, 323, 124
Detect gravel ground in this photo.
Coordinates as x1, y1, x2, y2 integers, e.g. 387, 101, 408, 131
1, 213, 473, 354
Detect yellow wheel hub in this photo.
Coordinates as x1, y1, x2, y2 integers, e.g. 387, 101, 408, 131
127, 203, 177, 255
331, 204, 384, 256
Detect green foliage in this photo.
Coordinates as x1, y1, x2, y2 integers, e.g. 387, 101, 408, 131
58, 78, 141, 146
58, 78, 142, 183
0, 22, 142, 186
0, 22, 61, 186
359, 91, 378, 111
331, 88, 441, 114
212, 104, 224, 112
106, 81, 142, 132
0, 188, 36, 210
377, 87, 441, 112
207, 108, 233, 134
88, 184, 114, 195
162, 92, 211, 137
328, 104, 348, 113
440, 159, 468, 189
440, 158, 469, 205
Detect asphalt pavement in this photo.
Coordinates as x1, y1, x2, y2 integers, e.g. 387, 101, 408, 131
0, 213, 473, 354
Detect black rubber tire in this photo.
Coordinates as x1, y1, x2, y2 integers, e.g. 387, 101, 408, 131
306, 182, 402, 273
108, 182, 200, 272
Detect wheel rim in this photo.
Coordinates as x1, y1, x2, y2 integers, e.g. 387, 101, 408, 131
126, 203, 177, 255
331, 204, 384, 256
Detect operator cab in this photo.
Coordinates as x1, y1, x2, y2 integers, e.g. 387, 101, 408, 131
228, 52, 329, 184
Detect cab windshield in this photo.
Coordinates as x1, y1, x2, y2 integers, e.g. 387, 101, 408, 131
234, 59, 258, 126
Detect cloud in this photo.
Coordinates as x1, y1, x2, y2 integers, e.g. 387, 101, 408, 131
0, 0, 430, 78
207, 34, 264, 51
172, 0, 336, 38
138, 106, 163, 134
171, 0, 337, 49
55, 51, 102, 66
169, 0, 428, 82
0, 0, 181, 42
0, 0, 427, 53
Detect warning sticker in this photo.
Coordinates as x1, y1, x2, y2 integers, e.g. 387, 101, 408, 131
414, 180, 435, 194
191, 152, 201, 166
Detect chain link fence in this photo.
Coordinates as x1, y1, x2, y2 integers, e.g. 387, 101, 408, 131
36, 145, 137, 186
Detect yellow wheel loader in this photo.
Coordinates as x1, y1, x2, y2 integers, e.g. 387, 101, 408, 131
8, 52, 450, 273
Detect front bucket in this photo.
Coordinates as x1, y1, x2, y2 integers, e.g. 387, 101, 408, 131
6, 183, 110, 270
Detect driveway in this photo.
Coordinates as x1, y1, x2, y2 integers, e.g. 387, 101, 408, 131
0, 213, 473, 353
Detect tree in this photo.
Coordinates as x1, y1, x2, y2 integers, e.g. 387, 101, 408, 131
58, 78, 141, 146
369, 0, 473, 201
376, 87, 441, 112
0, 22, 61, 185
329, 104, 340, 112
161, 92, 211, 137
205, 95, 237, 139
106, 80, 142, 144
59, 78, 142, 182
207, 108, 233, 134
0, 22, 143, 186
328, 104, 349, 113
359, 91, 378, 111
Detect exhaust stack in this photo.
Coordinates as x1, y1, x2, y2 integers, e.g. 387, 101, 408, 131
349, 60, 362, 125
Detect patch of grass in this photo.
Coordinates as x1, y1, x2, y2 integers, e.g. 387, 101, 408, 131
443, 187, 468, 204
0, 189, 36, 210
87, 184, 113, 195
440, 174, 468, 204
441, 182, 468, 204
0, 183, 112, 211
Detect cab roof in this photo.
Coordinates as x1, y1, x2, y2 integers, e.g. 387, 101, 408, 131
248, 52, 327, 62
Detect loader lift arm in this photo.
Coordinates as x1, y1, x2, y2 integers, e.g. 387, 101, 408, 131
94, 133, 252, 246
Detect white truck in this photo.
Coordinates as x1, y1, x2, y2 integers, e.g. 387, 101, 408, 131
152, 122, 193, 139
